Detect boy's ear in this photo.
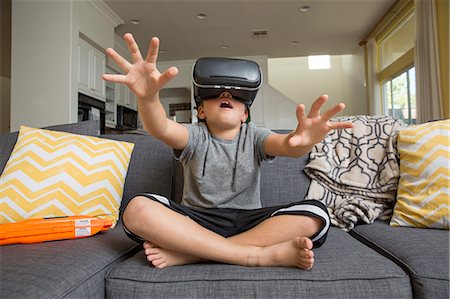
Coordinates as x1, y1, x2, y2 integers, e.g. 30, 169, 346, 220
241, 109, 249, 123
197, 105, 206, 120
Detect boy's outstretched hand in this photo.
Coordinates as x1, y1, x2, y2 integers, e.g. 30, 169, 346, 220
265, 94, 353, 158
102, 33, 178, 100
287, 94, 353, 148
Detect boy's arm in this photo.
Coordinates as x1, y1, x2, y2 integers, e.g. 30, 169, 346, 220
102, 34, 188, 150
264, 95, 353, 158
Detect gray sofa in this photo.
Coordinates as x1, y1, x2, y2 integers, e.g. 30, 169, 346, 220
1, 121, 448, 298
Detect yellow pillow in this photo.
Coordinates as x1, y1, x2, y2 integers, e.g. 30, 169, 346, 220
0, 126, 134, 227
390, 119, 450, 229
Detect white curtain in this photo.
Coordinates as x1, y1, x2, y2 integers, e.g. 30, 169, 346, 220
415, 0, 443, 123
366, 38, 382, 116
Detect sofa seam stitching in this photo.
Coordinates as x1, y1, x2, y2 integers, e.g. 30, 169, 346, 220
348, 229, 417, 276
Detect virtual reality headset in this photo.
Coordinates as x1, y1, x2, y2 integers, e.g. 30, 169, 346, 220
192, 57, 262, 107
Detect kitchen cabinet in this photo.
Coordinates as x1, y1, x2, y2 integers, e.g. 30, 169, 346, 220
105, 79, 117, 127
117, 84, 137, 111
78, 38, 106, 101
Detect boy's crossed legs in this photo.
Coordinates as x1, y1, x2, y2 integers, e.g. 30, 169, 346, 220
123, 194, 330, 270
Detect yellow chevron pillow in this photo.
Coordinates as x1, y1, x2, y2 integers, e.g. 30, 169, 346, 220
0, 126, 134, 227
390, 119, 450, 229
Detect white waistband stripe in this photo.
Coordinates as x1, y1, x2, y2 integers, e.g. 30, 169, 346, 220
147, 194, 171, 206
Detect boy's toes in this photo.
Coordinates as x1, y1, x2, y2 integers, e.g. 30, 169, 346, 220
299, 257, 314, 270
143, 241, 158, 249
295, 236, 313, 250
143, 241, 152, 249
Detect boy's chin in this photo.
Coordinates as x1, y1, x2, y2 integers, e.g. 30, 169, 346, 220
206, 118, 243, 128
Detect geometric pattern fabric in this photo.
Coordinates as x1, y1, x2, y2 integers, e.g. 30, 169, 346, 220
0, 126, 134, 227
390, 119, 450, 229
305, 115, 406, 231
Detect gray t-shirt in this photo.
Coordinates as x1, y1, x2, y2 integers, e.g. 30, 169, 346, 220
174, 122, 274, 209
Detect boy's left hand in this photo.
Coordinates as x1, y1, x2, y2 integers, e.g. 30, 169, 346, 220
288, 94, 353, 148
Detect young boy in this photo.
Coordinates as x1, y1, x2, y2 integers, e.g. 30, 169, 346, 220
103, 33, 353, 270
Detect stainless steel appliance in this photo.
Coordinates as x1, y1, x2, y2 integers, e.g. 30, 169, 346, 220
78, 93, 105, 133
117, 105, 138, 130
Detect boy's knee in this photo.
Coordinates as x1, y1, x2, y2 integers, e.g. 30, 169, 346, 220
123, 196, 151, 229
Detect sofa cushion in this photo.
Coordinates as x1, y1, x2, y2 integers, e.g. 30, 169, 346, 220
0, 224, 139, 298
0, 126, 134, 226
390, 119, 450, 229
260, 155, 311, 207
260, 129, 311, 207
0, 120, 100, 175
100, 134, 174, 212
105, 227, 411, 298
350, 220, 450, 298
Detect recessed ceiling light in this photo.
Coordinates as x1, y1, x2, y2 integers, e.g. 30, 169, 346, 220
290, 41, 300, 45
299, 5, 311, 13
196, 13, 207, 20
130, 19, 141, 25
221, 45, 230, 49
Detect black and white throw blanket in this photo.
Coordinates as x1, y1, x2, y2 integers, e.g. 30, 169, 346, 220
304, 115, 407, 231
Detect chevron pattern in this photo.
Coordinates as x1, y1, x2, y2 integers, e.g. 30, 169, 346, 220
0, 126, 134, 227
390, 119, 450, 229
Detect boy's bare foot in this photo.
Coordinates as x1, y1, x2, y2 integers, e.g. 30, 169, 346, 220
143, 237, 315, 270
143, 241, 202, 269
259, 237, 315, 270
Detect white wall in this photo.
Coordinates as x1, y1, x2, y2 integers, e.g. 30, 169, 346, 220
11, 0, 73, 131
268, 48, 367, 118
262, 84, 298, 130
10, 0, 120, 132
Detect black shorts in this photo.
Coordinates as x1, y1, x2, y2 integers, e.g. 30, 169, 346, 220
123, 193, 330, 248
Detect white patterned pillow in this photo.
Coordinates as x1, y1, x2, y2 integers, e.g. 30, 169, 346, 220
0, 126, 134, 227
390, 119, 450, 229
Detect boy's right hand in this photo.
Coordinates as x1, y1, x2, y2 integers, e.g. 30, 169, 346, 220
102, 33, 178, 101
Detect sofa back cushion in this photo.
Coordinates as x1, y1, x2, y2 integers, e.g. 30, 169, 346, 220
100, 134, 174, 212
260, 155, 311, 207
259, 129, 311, 206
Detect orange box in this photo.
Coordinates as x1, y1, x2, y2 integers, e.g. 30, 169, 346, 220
0, 216, 112, 245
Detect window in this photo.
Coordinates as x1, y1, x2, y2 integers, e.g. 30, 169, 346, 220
375, 1, 416, 124
308, 55, 330, 70
379, 14, 415, 70
383, 67, 416, 124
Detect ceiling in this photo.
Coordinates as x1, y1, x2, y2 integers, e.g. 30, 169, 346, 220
104, 0, 395, 62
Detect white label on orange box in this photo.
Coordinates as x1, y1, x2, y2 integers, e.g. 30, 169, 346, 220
75, 227, 91, 237
75, 219, 91, 227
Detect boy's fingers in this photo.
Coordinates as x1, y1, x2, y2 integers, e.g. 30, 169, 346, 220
329, 121, 354, 130
124, 33, 144, 63
158, 66, 179, 87
296, 104, 306, 122
322, 103, 345, 121
308, 94, 328, 118
106, 48, 132, 72
146, 37, 160, 64
102, 73, 127, 84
